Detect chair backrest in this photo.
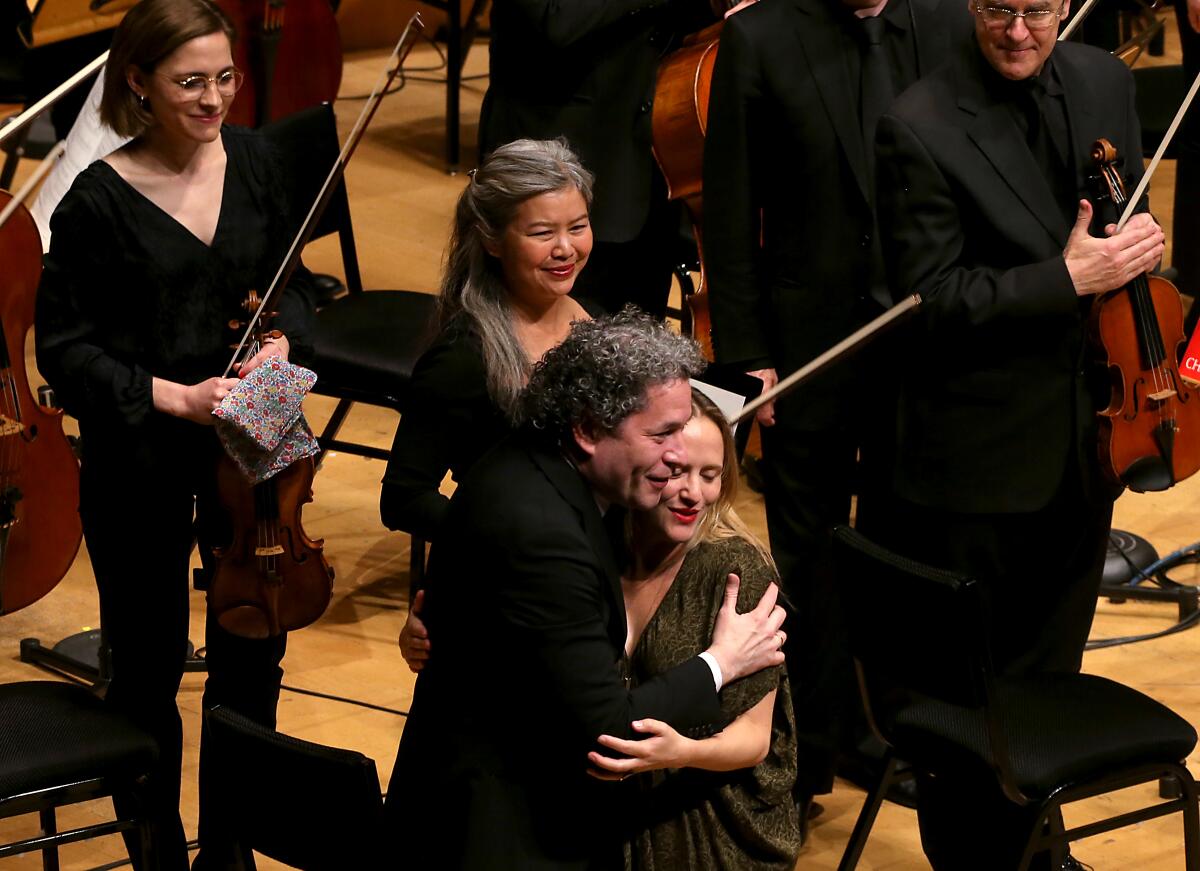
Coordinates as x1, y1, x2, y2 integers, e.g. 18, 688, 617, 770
203, 705, 384, 869
831, 526, 997, 733
259, 102, 364, 295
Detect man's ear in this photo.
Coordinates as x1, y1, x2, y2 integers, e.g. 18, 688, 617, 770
571, 421, 600, 459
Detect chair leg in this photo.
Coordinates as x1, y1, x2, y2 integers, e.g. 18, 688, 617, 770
38, 807, 59, 871
445, 0, 461, 172
838, 753, 898, 871
316, 398, 354, 464
1178, 766, 1200, 871
1016, 796, 1062, 871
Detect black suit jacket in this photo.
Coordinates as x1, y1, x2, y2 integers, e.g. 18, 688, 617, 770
876, 38, 1142, 513
703, 0, 968, 427
481, 0, 714, 244
387, 433, 724, 870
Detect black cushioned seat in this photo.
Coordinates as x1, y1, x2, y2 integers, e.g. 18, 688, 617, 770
893, 673, 1197, 798
0, 682, 157, 797
831, 525, 1200, 871
0, 681, 158, 867
310, 290, 436, 408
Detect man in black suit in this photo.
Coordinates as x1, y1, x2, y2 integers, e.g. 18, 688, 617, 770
702, 0, 969, 813
481, 0, 717, 317
386, 312, 788, 870
875, 3, 1164, 867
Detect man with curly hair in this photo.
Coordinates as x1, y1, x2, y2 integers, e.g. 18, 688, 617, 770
384, 311, 789, 869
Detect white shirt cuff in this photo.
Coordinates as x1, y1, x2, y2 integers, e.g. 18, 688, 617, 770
698, 652, 724, 692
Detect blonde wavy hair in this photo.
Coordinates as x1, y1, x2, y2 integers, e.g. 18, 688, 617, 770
685, 389, 774, 567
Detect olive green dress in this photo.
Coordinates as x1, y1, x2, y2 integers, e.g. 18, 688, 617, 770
623, 536, 801, 871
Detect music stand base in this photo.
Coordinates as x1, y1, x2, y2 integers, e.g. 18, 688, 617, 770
20, 631, 206, 690
1099, 529, 1200, 622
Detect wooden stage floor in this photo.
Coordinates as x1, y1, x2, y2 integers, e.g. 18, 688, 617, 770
2, 23, 1200, 870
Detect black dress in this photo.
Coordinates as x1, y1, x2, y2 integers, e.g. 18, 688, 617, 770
380, 301, 602, 543
35, 125, 314, 870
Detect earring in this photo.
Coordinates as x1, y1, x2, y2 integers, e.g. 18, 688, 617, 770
137, 94, 149, 110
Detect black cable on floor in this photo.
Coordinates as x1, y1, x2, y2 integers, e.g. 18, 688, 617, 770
280, 682, 409, 718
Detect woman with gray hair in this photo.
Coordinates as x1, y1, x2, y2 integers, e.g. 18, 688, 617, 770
381, 139, 601, 641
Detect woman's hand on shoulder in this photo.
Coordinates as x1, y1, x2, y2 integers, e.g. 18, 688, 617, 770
586, 719, 694, 780
153, 376, 240, 425
238, 334, 291, 377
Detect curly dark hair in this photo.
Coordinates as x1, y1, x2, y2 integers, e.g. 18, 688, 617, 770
521, 307, 706, 440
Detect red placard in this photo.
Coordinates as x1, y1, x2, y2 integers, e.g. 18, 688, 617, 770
1181, 325, 1200, 387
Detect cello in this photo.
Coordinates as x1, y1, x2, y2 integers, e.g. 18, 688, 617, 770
0, 155, 83, 614
216, 0, 343, 128
1089, 139, 1200, 491
651, 20, 722, 359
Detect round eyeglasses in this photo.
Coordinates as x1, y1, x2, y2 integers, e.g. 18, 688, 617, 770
157, 68, 245, 101
974, 3, 1065, 30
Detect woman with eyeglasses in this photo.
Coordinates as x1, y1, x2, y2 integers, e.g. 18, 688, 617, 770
35, 0, 314, 867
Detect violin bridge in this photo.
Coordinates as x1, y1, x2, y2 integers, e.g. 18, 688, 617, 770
254, 545, 285, 557
1148, 388, 1177, 401
0, 416, 22, 438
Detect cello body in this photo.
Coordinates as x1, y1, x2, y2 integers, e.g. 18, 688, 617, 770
217, 0, 343, 128
0, 191, 82, 613
651, 21, 722, 359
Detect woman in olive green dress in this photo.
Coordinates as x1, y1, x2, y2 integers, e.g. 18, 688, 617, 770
589, 390, 802, 870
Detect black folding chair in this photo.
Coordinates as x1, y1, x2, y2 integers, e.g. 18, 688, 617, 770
831, 525, 1200, 871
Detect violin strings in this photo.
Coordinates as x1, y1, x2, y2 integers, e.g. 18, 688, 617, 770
1107, 169, 1164, 384
1108, 166, 1171, 441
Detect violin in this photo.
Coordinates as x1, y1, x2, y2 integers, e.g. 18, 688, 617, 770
0, 185, 82, 614
651, 20, 723, 360
216, 0, 343, 128
209, 293, 333, 639
1089, 138, 1200, 491
207, 17, 424, 638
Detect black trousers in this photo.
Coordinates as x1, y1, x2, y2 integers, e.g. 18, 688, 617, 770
81, 423, 286, 871
758, 329, 901, 799
876, 467, 1113, 871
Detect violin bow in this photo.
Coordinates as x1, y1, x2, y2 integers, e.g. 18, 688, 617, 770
1058, 0, 1102, 41
0, 141, 66, 233
731, 294, 921, 424
0, 53, 108, 149
223, 13, 425, 377
1114, 70, 1200, 231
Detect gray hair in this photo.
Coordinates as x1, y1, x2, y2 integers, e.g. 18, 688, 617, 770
439, 138, 594, 421
521, 307, 707, 441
